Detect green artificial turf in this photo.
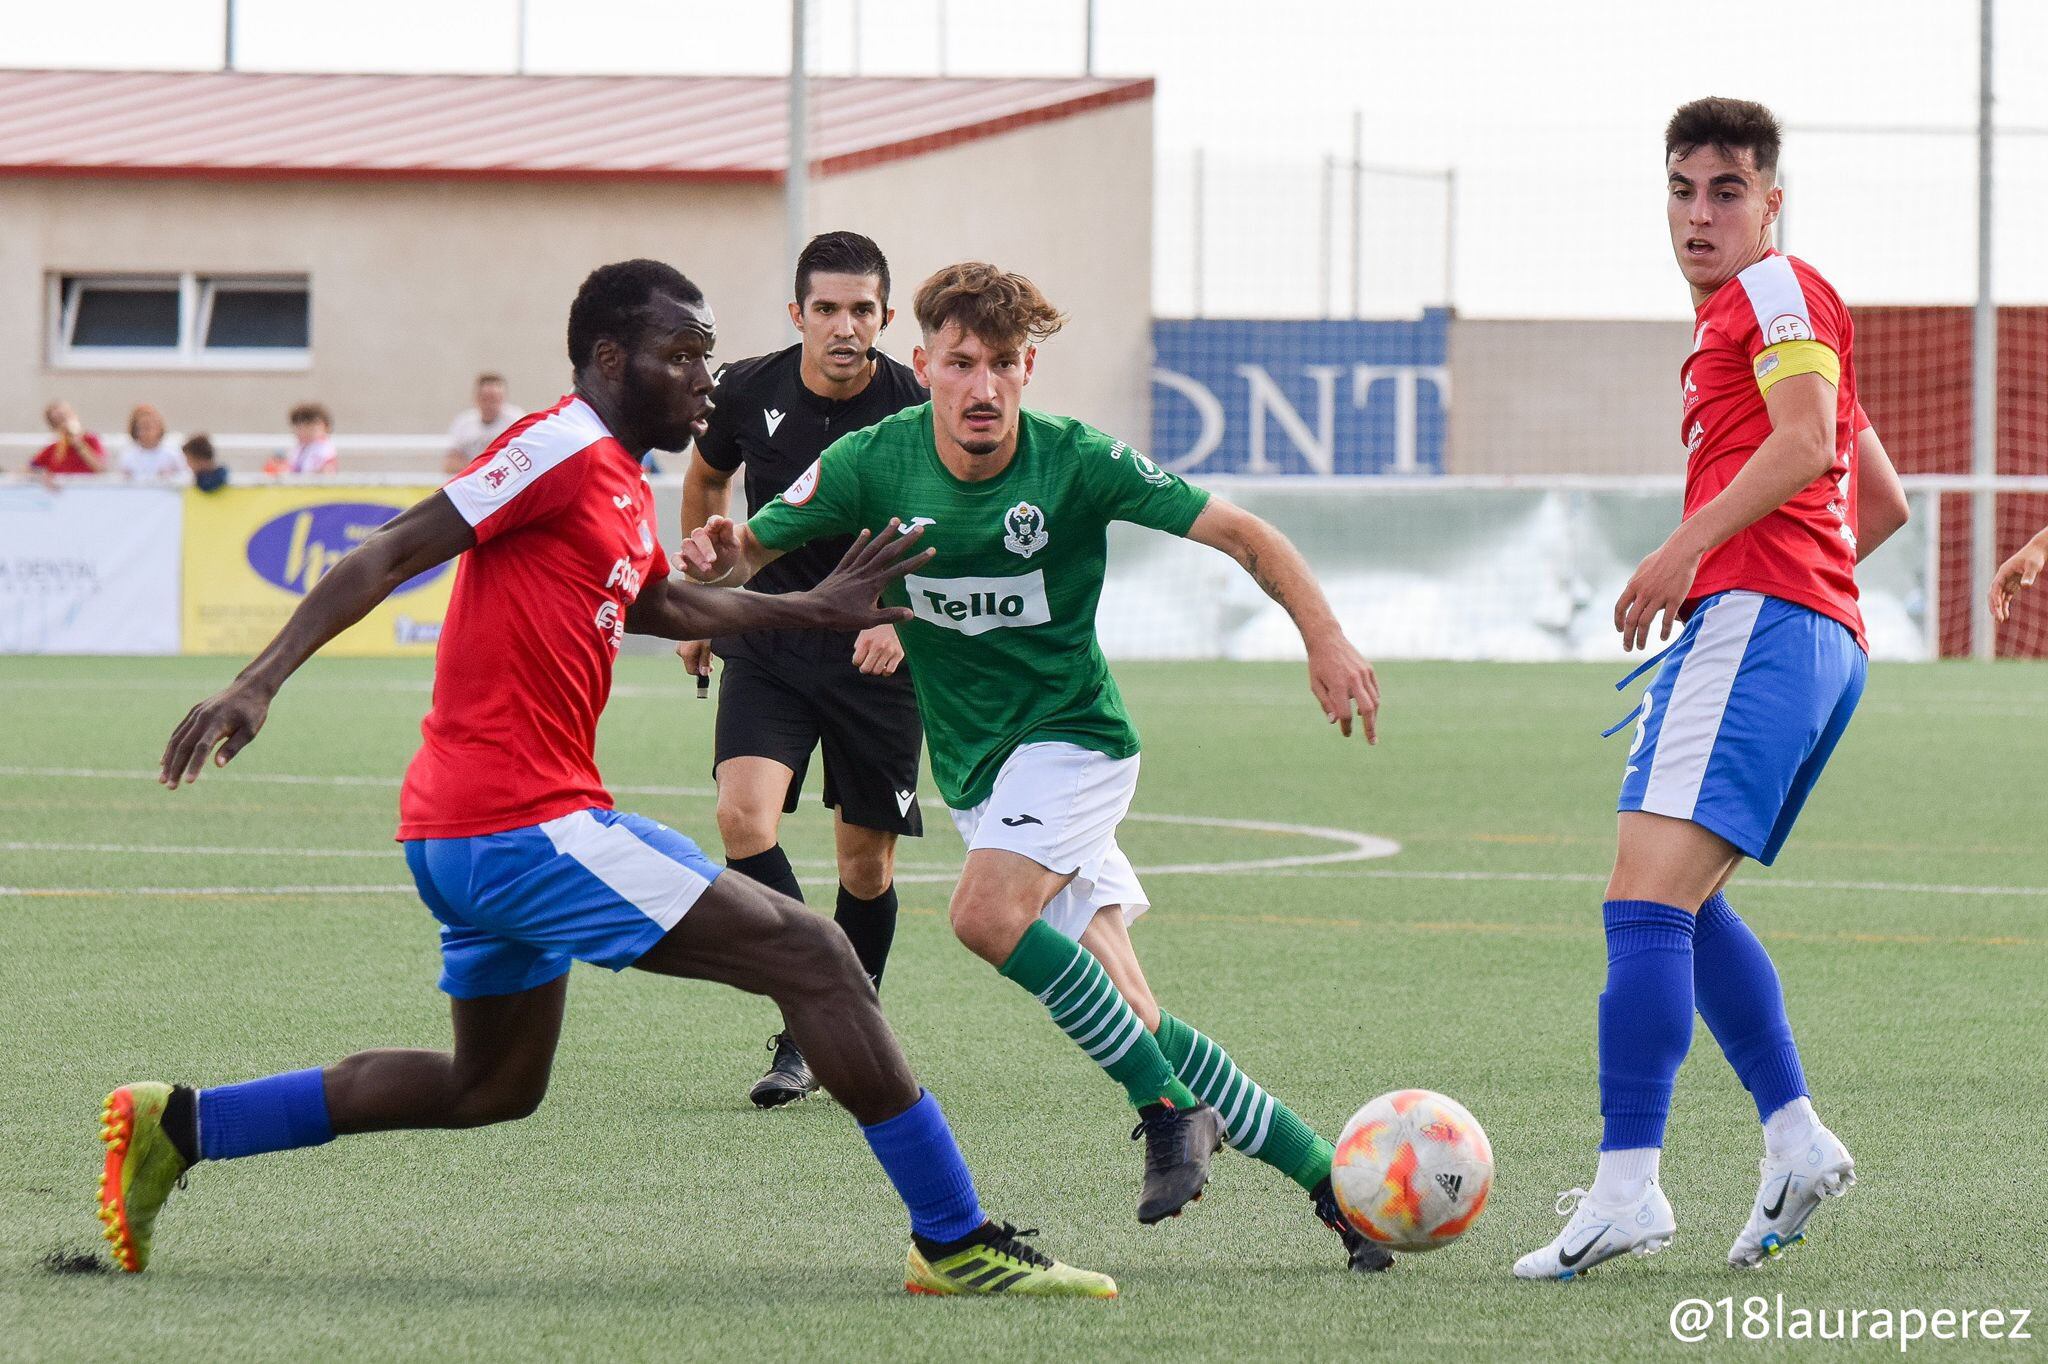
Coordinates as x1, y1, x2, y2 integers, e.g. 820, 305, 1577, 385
1, 655, 2042, 1361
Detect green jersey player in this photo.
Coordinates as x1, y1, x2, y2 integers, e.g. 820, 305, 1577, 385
680, 262, 1389, 1272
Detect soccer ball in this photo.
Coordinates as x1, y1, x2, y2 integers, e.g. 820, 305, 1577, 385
1329, 1089, 1493, 1253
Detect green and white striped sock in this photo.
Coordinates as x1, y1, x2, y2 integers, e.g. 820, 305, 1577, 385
1156, 1012, 1334, 1191
998, 921, 1198, 1110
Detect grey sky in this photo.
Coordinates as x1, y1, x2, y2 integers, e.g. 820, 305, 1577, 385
10, 0, 2043, 317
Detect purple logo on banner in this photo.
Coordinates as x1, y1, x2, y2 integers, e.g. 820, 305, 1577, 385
246, 502, 451, 596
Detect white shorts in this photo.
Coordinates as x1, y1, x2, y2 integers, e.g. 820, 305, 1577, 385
948, 741, 1149, 942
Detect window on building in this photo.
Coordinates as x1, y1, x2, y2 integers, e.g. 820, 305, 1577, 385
50, 273, 310, 368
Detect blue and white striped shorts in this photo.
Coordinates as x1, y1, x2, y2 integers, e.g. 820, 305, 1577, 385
404, 808, 723, 999
1616, 591, 1866, 866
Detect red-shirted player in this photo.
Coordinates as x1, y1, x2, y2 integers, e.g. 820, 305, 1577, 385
95, 260, 1116, 1299
1516, 99, 1913, 1281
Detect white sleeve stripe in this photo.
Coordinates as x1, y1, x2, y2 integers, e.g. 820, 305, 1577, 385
1736, 255, 1812, 339
443, 399, 607, 527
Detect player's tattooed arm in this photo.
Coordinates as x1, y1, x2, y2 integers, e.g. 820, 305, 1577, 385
631, 523, 930, 640
160, 492, 476, 788
1185, 497, 1380, 742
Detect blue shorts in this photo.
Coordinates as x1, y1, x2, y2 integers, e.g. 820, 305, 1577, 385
403, 807, 723, 999
1617, 591, 1866, 866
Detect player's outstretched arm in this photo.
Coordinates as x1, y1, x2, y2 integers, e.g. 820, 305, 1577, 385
1615, 371, 1836, 651
1990, 525, 2048, 624
631, 523, 930, 641
159, 493, 476, 789
1854, 421, 1910, 564
675, 515, 784, 587
1185, 497, 1380, 742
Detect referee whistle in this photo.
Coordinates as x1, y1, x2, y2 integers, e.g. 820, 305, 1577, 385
697, 671, 710, 700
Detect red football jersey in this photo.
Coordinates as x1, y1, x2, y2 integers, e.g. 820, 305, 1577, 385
1681, 251, 1864, 646
397, 396, 670, 840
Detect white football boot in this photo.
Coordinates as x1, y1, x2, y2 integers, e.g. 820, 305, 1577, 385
1513, 1182, 1676, 1281
1728, 1125, 1856, 1268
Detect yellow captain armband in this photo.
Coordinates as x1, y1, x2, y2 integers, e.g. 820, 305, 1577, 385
1752, 339, 1840, 396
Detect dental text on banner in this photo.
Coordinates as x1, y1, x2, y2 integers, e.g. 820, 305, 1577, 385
0, 484, 182, 654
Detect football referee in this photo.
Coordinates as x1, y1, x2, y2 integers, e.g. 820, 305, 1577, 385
678, 231, 929, 1108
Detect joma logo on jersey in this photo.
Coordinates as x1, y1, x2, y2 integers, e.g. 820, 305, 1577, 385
904, 571, 1051, 637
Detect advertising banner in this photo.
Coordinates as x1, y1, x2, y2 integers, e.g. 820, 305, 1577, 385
182, 486, 453, 656
0, 485, 183, 653
1151, 311, 1451, 476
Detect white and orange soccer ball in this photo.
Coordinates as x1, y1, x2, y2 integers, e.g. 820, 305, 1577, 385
1329, 1089, 1493, 1253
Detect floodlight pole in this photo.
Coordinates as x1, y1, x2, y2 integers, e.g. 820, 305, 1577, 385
1084, 0, 1096, 75
787, 0, 810, 274
223, 0, 236, 70
1970, 0, 1997, 660
515, 0, 528, 73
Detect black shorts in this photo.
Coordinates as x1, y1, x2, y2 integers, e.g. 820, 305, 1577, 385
712, 638, 924, 837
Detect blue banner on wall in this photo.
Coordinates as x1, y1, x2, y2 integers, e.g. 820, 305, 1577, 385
1151, 311, 1450, 476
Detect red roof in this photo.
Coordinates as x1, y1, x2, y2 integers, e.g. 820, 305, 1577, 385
0, 68, 1152, 183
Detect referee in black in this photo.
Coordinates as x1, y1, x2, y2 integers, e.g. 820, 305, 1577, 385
679, 231, 929, 1108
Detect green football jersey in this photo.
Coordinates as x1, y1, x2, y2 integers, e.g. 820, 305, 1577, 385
747, 404, 1211, 809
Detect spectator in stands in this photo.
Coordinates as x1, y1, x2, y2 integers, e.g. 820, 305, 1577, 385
266, 403, 339, 475
117, 403, 185, 481
444, 372, 524, 473
183, 435, 230, 493
30, 401, 107, 477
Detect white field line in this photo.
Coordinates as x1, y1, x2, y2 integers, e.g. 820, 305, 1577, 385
5, 768, 2043, 900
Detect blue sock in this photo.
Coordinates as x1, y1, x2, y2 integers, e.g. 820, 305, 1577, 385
196, 1067, 336, 1162
860, 1089, 985, 1244
1693, 892, 1808, 1120
1598, 900, 1697, 1151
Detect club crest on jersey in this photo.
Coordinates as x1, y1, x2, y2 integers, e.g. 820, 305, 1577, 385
1001, 501, 1049, 558
638, 521, 654, 554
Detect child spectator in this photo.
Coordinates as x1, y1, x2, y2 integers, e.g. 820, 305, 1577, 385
117, 403, 185, 480
266, 403, 338, 475
183, 435, 230, 493
30, 401, 107, 476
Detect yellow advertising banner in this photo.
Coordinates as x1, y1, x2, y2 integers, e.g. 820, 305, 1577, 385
181, 486, 455, 656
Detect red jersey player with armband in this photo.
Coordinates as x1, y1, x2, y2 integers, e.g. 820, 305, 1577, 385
1516, 99, 1912, 1281
93, 259, 1115, 1299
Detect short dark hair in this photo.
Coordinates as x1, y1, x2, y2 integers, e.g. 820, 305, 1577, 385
914, 262, 1066, 351
795, 231, 891, 307
289, 402, 331, 428
1665, 97, 1782, 177
181, 434, 215, 462
475, 372, 505, 388
566, 259, 705, 371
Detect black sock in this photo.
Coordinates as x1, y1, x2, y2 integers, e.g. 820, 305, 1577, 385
726, 845, 804, 903
834, 883, 899, 990
162, 1085, 199, 1164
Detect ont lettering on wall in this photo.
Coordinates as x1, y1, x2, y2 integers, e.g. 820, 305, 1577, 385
1151, 313, 1451, 476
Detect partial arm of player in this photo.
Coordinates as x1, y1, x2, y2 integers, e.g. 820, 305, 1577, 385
675, 516, 784, 586
1184, 497, 1380, 742
674, 449, 739, 678
630, 523, 930, 641
1614, 371, 1837, 651
1990, 524, 2048, 624
1853, 420, 1910, 564
160, 492, 478, 788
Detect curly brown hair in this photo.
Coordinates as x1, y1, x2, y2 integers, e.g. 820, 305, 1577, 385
913, 262, 1066, 351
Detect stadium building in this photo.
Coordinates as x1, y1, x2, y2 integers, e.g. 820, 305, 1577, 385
0, 67, 1154, 463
